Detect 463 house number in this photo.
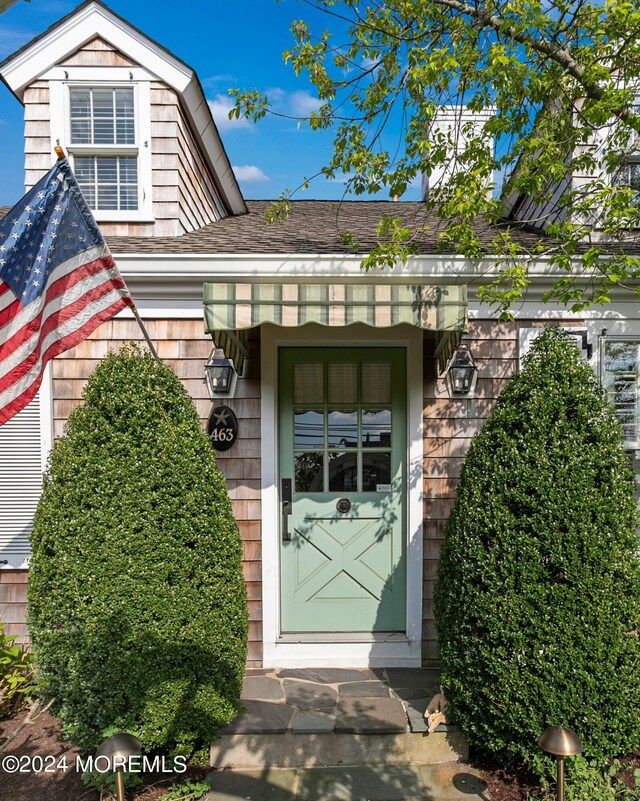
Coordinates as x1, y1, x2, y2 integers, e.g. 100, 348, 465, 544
207, 406, 238, 452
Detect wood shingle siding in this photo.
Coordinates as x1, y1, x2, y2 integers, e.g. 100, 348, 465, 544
420, 318, 583, 665
144, 83, 225, 237
51, 320, 264, 667
175, 103, 227, 227
422, 319, 519, 664
0, 571, 28, 645
21, 65, 229, 238
23, 82, 51, 189
58, 37, 137, 68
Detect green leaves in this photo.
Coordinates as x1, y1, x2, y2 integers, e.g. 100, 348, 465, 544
230, 0, 640, 314
434, 328, 640, 771
28, 345, 248, 756
530, 756, 640, 801
0, 623, 37, 718
164, 778, 211, 801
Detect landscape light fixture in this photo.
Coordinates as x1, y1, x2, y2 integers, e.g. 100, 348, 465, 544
205, 355, 234, 396
96, 732, 142, 801
446, 345, 477, 395
538, 725, 583, 801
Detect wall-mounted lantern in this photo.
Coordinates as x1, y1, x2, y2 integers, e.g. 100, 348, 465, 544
446, 345, 477, 395
205, 356, 234, 396
538, 725, 583, 801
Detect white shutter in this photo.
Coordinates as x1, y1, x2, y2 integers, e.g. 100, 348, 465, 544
0, 393, 42, 569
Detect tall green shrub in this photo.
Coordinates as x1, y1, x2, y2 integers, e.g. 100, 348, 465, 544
28, 344, 248, 755
434, 327, 640, 770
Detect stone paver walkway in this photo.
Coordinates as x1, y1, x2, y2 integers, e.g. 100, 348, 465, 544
220, 668, 445, 737
205, 763, 490, 801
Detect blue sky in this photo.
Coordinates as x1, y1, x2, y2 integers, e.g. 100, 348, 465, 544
0, 0, 423, 205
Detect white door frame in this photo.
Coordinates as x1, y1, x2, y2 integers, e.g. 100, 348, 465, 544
260, 322, 424, 667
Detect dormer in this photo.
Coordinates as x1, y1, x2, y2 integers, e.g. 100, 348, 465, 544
502, 92, 640, 232
0, 0, 246, 237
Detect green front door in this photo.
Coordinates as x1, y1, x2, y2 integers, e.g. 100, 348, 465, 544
278, 348, 406, 633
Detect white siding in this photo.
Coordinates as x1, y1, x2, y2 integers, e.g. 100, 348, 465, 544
0, 394, 41, 569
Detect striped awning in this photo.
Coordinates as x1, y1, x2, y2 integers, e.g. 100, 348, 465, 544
203, 282, 467, 375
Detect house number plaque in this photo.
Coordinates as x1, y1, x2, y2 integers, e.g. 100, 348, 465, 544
208, 406, 238, 452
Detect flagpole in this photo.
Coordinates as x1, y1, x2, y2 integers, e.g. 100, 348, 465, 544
53, 145, 160, 361
130, 305, 159, 360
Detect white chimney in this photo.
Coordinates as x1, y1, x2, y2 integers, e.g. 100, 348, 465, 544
422, 106, 495, 200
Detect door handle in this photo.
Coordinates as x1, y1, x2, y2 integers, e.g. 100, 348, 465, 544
281, 478, 292, 542
282, 500, 292, 541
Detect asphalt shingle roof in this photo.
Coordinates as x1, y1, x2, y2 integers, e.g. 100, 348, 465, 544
109, 200, 547, 255
0, 199, 546, 255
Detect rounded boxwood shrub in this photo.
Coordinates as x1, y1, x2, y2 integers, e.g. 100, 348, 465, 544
434, 327, 640, 770
28, 344, 248, 755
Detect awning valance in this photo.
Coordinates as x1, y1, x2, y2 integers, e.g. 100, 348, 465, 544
203, 282, 467, 375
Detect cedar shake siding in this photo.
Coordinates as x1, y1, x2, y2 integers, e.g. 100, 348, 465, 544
21, 38, 230, 238
0, 571, 28, 645
23, 82, 52, 191
51, 319, 264, 668
149, 83, 226, 237
59, 36, 137, 68
421, 318, 583, 665
422, 320, 518, 664
0, 314, 586, 665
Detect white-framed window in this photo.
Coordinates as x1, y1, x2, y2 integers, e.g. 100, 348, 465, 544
602, 337, 640, 520
603, 339, 640, 449
49, 74, 153, 222
517, 326, 592, 369
69, 86, 139, 212
617, 160, 640, 196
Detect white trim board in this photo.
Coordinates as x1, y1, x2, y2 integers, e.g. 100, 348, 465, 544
48, 78, 154, 221
260, 322, 423, 668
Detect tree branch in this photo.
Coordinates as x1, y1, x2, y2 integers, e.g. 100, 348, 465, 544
430, 0, 640, 128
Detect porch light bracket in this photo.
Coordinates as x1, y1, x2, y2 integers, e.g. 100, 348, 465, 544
205, 355, 235, 397
445, 344, 478, 396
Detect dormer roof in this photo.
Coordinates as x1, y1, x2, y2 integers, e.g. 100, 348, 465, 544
0, 0, 246, 216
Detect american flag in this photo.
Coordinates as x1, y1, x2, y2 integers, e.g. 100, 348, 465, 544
0, 158, 133, 425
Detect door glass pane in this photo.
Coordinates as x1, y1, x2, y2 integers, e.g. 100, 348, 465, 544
362, 363, 392, 404
295, 409, 324, 449
295, 452, 324, 492
327, 409, 357, 448
328, 363, 357, 404
362, 452, 391, 492
294, 364, 324, 404
362, 409, 391, 447
328, 452, 357, 492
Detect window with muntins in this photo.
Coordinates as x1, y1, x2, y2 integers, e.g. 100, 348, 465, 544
618, 161, 640, 195
69, 87, 139, 212
602, 339, 640, 519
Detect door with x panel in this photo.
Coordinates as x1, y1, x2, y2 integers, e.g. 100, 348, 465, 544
279, 348, 406, 633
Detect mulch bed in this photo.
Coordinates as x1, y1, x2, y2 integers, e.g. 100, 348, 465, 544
0, 708, 207, 801
469, 754, 540, 801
